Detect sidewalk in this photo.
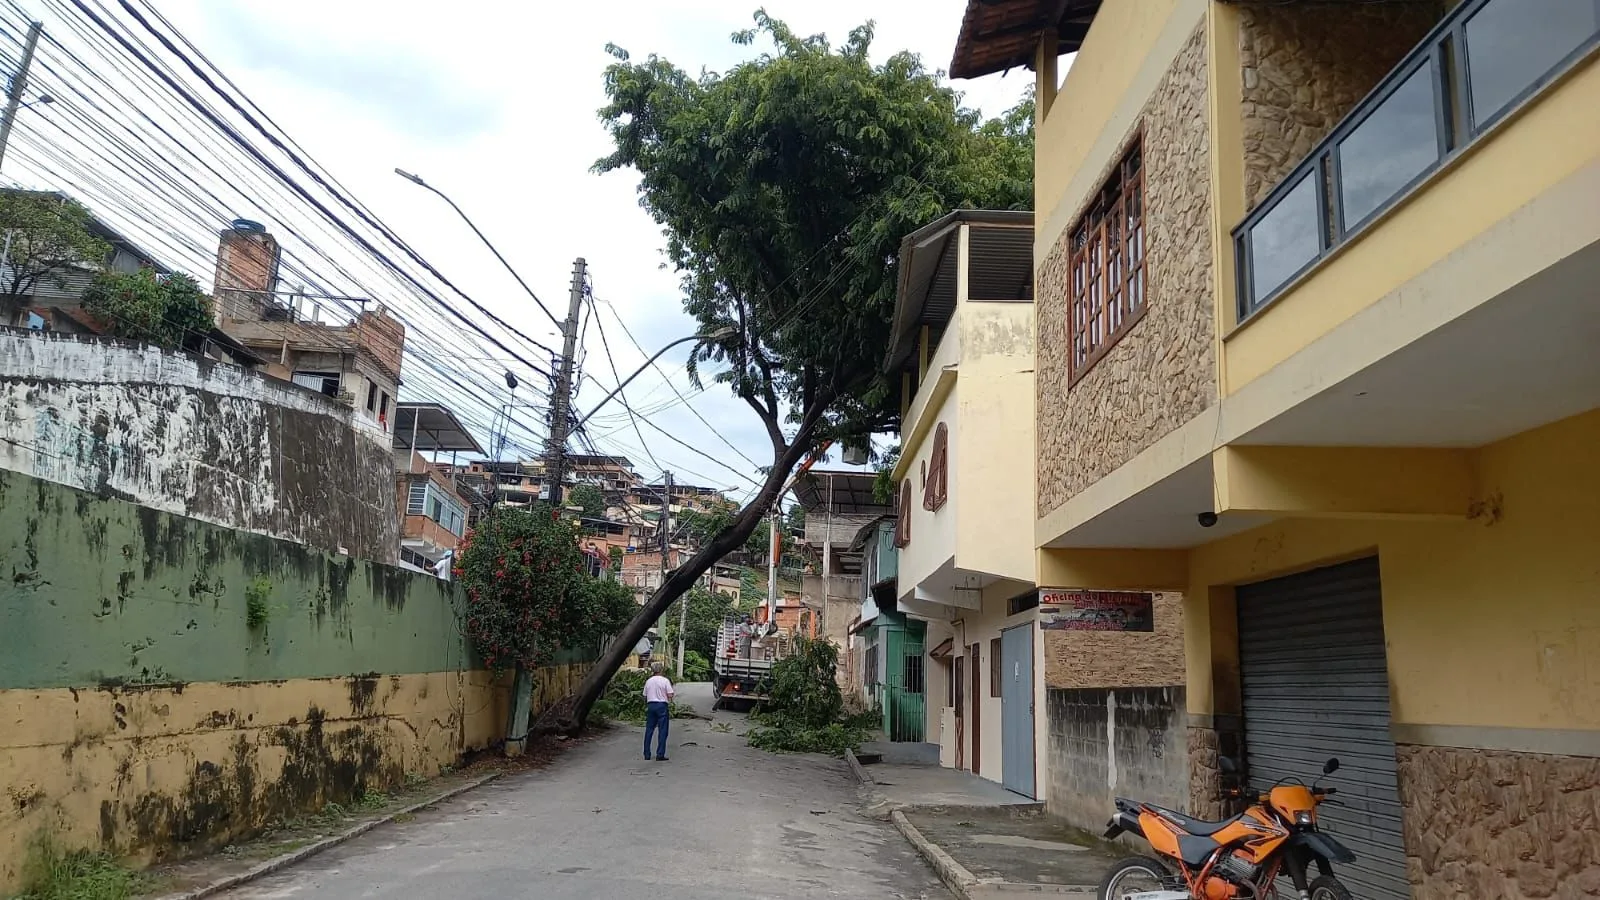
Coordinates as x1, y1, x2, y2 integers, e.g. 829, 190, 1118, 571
846, 747, 1118, 899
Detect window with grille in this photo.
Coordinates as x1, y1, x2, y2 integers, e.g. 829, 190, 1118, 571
407, 482, 427, 515
1069, 137, 1146, 383
923, 423, 949, 512
905, 655, 925, 694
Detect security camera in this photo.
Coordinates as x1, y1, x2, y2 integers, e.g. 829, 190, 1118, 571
1197, 511, 1219, 528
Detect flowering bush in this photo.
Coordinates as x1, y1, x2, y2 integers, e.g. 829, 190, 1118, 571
454, 505, 635, 674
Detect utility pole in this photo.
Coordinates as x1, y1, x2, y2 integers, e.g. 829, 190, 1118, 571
822, 473, 834, 644
0, 21, 43, 171
506, 257, 584, 759
665, 472, 688, 678
543, 258, 586, 508
767, 507, 780, 630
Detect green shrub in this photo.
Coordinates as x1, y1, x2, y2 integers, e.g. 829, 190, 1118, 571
745, 637, 869, 756
682, 650, 712, 682
19, 834, 150, 900
245, 576, 272, 629
602, 669, 690, 723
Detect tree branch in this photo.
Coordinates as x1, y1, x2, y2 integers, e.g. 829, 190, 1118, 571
566, 386, 835, 729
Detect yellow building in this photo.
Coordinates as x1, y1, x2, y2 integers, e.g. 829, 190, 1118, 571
884, 210, 1044, 796
952, 0, 1600, 896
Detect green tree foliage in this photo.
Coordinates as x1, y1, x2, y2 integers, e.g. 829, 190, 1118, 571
454, 506, 636, 673
871, 444, 902, 505
82, 270, 214, 351
568, 483, 607, 521
659, 585, 738, 662
784, 503, 805, 537
0, 192, 110, 317
746, 637, 872, 755
571, 10, 1032, 726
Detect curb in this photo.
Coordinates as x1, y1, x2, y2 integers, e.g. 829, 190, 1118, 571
891, 808, 1098, 900
892, 809, 980, 900
844, 748, 876, 785
152, 773, 501, 900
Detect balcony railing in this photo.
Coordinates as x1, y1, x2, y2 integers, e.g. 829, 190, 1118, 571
1233, 0, 1600, 320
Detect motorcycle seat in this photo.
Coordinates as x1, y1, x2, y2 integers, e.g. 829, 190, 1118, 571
1143, 803, 1244, 837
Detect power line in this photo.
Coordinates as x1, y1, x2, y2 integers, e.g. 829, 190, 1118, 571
590, 288, 762, 471
584, 288, 662, 475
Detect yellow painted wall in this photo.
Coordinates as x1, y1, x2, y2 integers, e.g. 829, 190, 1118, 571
953, 301, 1036, 585
940, 585, 1043, 793
1185, 408, 1600, 732
1035, 0, 1206, 248
896, 261, 1035, 594
0, 664, 589, 894
1225, 54, 1600, 390
895, 379, 961, 596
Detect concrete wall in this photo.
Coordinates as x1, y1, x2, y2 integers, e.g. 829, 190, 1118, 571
1036, 21, 1216, 517
952, 301, 1035, 585
1044, 686, 1187, 834
1183, 409, 1600, 896
896, 385, 961, 596
897, 265, 1035, 596
0, 470, 588, 893
0, 328, 398, 563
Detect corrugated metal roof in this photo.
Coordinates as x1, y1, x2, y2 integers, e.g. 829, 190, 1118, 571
884, 209, 1033, 373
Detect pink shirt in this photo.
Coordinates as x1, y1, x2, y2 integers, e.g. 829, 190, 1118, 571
643, 675, 675, 703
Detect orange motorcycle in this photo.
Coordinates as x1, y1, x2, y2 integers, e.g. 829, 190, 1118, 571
1097, 757, 1356, 900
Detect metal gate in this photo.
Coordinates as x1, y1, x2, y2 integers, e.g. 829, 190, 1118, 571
1000, 623, 1036, 797
882, 620, 926, 742
1237, 557, 1408, 900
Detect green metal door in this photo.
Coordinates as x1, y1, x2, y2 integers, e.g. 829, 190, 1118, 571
882, 619, 926, 742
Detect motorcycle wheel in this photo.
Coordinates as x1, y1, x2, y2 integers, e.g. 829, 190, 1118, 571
1098, 856, 1173, 900
1309, 875, 1354, 900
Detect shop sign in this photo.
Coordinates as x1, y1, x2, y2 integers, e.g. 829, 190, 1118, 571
1038, 589, 1155, 632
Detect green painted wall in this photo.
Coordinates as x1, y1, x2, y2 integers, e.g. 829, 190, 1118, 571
0, 469, 592, 690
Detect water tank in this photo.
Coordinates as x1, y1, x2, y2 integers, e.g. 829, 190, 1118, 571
230, 218, 266, 233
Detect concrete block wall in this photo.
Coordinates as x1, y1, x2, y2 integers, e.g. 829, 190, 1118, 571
1044, 686, 1188, 834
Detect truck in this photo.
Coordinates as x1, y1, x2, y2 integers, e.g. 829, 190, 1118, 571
710, 617, 791, 711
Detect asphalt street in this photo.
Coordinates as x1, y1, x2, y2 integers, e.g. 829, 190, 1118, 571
214, 682, 948, 900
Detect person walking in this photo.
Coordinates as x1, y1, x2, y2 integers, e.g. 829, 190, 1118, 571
642, 662, 675, 761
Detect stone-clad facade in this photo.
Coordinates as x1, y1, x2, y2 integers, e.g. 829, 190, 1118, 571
1396, 744, 1600, 899
1036, 24, 1217, 518
1043, 591, 1185, 690
1238, 2, 1445, 210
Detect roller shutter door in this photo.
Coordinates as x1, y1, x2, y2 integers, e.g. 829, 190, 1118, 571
1237, 557, 1408, 899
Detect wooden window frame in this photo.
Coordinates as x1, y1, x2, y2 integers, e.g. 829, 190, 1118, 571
894, 481, 912, 548
923, 423, 949, 512
989, 637, 1001, 698
1068, 133, 1147, 386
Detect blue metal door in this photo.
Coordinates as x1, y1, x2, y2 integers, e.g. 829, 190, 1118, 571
1000, 623, 1035, 797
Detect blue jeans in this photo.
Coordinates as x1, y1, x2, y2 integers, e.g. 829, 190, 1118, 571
644, 701, 669, 759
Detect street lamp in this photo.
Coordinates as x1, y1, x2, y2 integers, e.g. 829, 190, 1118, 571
573, 327, 736, 430
394, 167, 561, 330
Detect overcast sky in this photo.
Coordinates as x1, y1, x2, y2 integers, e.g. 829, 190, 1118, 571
23, 1, 1031, 496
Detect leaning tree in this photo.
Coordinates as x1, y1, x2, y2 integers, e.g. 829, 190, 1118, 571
564, 11, 1032, 727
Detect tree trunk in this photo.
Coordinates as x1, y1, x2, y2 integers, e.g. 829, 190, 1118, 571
566, 409, 825, 729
